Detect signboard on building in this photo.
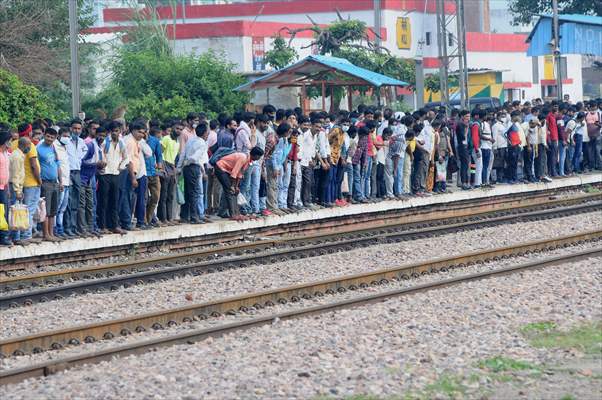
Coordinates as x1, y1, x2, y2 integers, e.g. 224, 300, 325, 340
396, 17, 411, 49
252, 37, 265, 71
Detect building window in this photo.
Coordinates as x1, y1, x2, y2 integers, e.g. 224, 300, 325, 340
425, 32, 431, 46
448, 33, 454, 46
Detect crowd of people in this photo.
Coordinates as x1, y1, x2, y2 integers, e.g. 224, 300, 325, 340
0, 97, 600, 247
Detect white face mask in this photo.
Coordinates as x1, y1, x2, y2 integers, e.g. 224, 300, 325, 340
192, 123, 198, 129
342, 126, 349, 132
59, 137, 69, 145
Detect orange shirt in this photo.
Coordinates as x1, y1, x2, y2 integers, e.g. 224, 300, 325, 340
124, 134, 140, 175
216, 152, 250, 179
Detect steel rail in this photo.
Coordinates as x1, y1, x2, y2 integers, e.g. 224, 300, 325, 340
3, 186, 599, 272
1, 197, 600, 310
1, 245, 599, 386
1, 229, 599, 359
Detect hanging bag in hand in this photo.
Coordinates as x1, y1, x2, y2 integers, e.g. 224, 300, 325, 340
9, 203, 29, 231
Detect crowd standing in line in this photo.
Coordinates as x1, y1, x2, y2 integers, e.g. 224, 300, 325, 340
0, 97, 601, 246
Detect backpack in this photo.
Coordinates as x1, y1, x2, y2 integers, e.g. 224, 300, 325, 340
103, 138, 125, 155
209, 147, 236, 167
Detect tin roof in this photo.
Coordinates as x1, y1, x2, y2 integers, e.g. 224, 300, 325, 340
526, 14, 602, 56
235, 55, 408, 91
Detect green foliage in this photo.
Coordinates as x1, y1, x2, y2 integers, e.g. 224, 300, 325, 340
318, 19, 367, 54
521, 321, 558, 334
90, 50, 249, 119
0, 68, 67, 127
265, 36, 298, 70
508, 0, 602, 26
120, 0, 173, 57
477, 356, 540, 373
424, 74, 459, 93
523, 321, 602, 355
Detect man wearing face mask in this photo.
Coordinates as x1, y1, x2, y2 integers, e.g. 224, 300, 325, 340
179, 112, 200, 155
64, 119, 89, 238
54, 128, 72, 238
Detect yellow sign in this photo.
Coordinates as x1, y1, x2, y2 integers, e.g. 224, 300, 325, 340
396, 17, 411, 49
544, 55, 555, 79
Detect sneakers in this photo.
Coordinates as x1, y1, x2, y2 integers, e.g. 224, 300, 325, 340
261, 209, 273, 216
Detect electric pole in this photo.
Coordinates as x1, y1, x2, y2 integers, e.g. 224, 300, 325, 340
68, 0, 80, 118
552, 0, 563, 100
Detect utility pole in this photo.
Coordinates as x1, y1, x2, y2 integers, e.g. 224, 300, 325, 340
374, 0, 382, 107
456, 0, 469, 109
436, 0, 449, 110
552, 0, 563, 100
68, 0, 80, 118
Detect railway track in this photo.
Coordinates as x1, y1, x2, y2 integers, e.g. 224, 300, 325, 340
1, 231, 599, 386
1, 194, 600, 310
3, 185, 600, 271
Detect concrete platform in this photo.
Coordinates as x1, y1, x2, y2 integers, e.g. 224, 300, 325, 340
2, 173, 601, 262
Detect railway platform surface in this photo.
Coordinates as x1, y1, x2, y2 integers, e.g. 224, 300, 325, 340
2, 173, 600, 262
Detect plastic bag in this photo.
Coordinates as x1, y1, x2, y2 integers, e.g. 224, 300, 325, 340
176, 175, 185, 205
34, 197, 47, 223
0, 204, 8, 231
237, 193, 248, 207
9, 203, 29, 230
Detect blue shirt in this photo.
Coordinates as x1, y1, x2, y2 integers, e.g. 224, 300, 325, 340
270, 137, 291, 170
37, 142, 59, 182
145, 135, 163, 177
216, 128, 234, 149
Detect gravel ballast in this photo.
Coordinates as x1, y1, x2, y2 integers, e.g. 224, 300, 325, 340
1, 211, 600, 340
2, 254, 600, 399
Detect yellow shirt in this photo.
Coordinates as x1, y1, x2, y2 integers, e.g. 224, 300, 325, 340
161, 135, 179, 165
407, 138, 416, 153
11, 140, 40, 187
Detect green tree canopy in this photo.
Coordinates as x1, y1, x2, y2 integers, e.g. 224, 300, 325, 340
508, 0, 601, 25
0, 68, 67, 127
265, 36, 298, 70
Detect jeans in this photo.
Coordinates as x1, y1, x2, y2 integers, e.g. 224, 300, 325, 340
376, 163, 386, 197
394, 154, 405, 195
215, 167, 238, 217
247, 162, 261, 213
457, 144, 470, 185
55, 186, 70, 235
481, 148, 492, 185
547, 140, 559, 176
472, 150, 483, 187
196, 172, 205, 218
523, 146, 535, 180
411, 149, 429, 193
588, 136, 602, 169
370, 156, 378, 198
352, 163, 364, 201
22, 186, 40, 239
361, 157, 372, 198
135, 176, 147, 227
240, 166, 252, 214
558, 141, 568, 176
66, 170, 84, 234
118, 171, 135, 230
181, 164, 201, 222
158, 172, 176, 222
572, 134, 583, 173
384, 157, 394, 197
403, 155, 412, 194
98, 174, 120, 230
327, 164, 337, 203
277, 161, 291, 209
535, 144, 547, 178
301, 165, 313, 205
83, 183, 95, 232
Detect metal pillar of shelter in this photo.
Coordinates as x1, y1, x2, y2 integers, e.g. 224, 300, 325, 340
435, 0, 469, 110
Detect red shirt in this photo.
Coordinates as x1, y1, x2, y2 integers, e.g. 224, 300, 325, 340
546, 112, 559, 141
470, 122, 480, 151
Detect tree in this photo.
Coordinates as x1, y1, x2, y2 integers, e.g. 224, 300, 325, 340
265, 36, 298, 70
508, 0, 602, 25
0, 69, 67, 127
0, 0, 94, 86
276, 17, 415, 109
83, 2, 249, 120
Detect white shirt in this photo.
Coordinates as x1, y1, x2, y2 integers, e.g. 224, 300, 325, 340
137, 139, 152, 178
316, 129, 330, 159
492, 121, 507, 149
300, 130, 316, 167
480, 121, 493, 150
54, 141, 71, 186
418, 124, 433, 154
